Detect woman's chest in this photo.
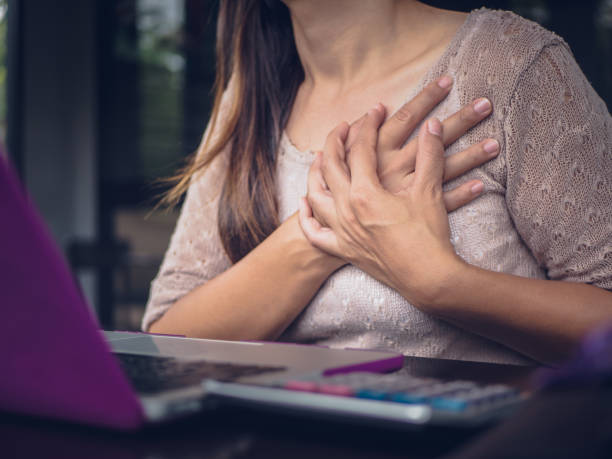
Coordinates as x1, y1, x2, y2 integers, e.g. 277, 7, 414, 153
284, 74, 430, 153
274, 104, 545, 349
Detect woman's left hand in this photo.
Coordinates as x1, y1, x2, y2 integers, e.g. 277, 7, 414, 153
298, 104, 466, 309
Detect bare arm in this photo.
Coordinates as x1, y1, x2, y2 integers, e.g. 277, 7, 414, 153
426, 265, 612, 366
149, 214, 342, 339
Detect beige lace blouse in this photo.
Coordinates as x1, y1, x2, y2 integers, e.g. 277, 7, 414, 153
142, 9, 612, 364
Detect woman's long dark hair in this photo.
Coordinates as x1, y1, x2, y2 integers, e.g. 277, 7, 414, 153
162, 0, 303, 263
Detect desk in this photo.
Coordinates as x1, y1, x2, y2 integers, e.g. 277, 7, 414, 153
0, 356, 539, 458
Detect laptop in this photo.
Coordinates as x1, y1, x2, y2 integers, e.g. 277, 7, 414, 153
0, 155, 403, 430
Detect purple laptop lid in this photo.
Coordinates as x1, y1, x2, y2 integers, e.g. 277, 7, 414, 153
0, 155, 144, 429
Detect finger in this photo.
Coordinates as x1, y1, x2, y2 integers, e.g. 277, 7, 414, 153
348, 104, 385, 190
440, 97, 492, 146
298, 197, 341, 257
321, 123, 351, 197
378, 75, 453, 151
307, 153, 337, 226
443, 180, 484, 212
443, 139, 499, 182
308, 151, 329, 194
346, 114, 367, 151
400, 98, 492, 174
397, 97, 494, 174
415, 118, 445, 187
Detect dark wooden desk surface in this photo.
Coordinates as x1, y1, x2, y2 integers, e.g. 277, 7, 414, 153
1, 356, 537, 459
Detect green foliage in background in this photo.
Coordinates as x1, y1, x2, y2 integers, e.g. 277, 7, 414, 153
136, 0, 185, 179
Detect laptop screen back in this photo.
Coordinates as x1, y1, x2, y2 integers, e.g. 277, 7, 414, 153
0, 157, 144, 429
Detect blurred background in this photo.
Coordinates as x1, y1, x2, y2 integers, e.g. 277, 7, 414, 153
0, 0, 610, 331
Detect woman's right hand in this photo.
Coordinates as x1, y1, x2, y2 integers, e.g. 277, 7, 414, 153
310, 76, 498, 219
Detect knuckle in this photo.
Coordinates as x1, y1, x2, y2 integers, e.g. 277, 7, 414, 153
379, 162, 397, 183
394, 105, 415, 124
421, 181, 443, 199
348, 187, 372, 214
342, 207, 359, 227
307, 191, 323, 210
308, 190, 322, 207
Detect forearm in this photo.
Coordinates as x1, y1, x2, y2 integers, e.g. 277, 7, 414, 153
417, 262, 612, 365
149, 214, 343, 340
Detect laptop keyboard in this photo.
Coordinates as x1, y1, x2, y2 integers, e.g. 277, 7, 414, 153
114, 353, 285, 394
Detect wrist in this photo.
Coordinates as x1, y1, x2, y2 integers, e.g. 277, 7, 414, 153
395, 252, 470, 312
280, 213, 346, 276
421, 256, 476, 313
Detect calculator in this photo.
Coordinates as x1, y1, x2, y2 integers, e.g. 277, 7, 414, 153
204, 371, 527, 428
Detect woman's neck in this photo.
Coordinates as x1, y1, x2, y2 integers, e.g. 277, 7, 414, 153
284, 0, 439, 90
282, 0, 467, 152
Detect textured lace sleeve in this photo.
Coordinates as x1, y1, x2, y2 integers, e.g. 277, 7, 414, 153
504, 42, 612, 289
141, 95, 233, 331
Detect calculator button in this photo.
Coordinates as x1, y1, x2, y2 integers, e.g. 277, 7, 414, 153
284, 380, 318, 392
391, 393, 431, 404
318, 384, 354, 396
355, 389, 388, 400
431, 397, 469, 412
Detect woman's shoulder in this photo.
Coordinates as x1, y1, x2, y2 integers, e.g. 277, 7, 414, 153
470, 8, 559, 39
463, 8, 566, 59
449, 8, 570, 105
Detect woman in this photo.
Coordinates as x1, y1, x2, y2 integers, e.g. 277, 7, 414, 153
143, 1, 612, 366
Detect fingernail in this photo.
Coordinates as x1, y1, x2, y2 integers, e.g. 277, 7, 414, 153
427, 118, 442, 136
368, 103, 383, 116
483, 139, 499, 155
437, 75, 453, 89
474, 98, 492, 114
471, 182, 484, 195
